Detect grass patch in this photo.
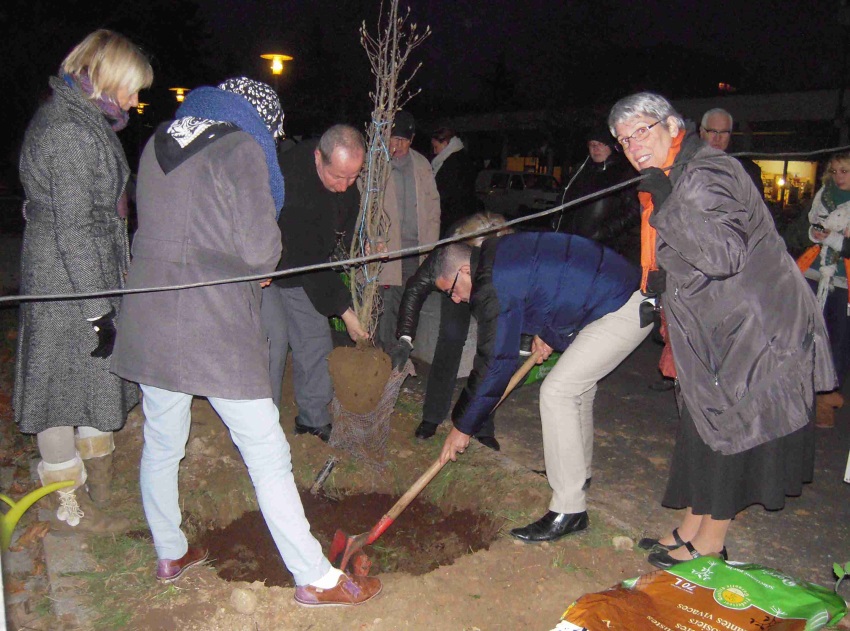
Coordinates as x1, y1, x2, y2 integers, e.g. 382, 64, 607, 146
68, 533, 158, 629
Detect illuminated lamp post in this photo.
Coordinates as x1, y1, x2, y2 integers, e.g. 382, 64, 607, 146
260, 53, 293, 92
169, 87, 190, 103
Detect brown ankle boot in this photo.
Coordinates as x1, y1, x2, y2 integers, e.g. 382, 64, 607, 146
82, 454, 113, 506
76, 434, 115, 505
38, 460, 130, 535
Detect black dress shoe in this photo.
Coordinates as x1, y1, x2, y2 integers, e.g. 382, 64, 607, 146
509, 511, 588, 543
638, 526, 686, 551
475, 435, 500, 451
294, 420, 331, 443
647, 541, 728, 570
414, 421, 438, 440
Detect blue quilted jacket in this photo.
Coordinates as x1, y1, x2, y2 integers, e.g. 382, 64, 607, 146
452, 232, 640, 435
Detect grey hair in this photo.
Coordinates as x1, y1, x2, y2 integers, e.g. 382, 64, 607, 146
317, 124, 365, 164
434, 243, 473, 280
607, 92, 685, 136
701, 108, 733, 130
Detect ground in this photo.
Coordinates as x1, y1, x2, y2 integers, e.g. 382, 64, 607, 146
0, 306, 848, 630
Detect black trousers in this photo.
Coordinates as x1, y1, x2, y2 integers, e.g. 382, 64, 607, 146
423, 294, 496, 437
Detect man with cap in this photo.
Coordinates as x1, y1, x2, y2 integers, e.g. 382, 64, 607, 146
551, 125, 640, 263
112, 79, 382, 604
374, 110, 442, 351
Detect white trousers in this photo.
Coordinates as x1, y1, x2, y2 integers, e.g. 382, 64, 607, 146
139, 384, 330, 586
539, 291, 649, 514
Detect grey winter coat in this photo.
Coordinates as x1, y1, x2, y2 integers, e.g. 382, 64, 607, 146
14, 76, 138, 434
651, 134, 836, 455
111, 130, 281, 400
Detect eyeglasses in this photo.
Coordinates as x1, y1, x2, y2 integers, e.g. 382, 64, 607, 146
443, 271, 460, 299
829, 168, 850, 175
617, 121, 663, 148
701, 127, 732, 138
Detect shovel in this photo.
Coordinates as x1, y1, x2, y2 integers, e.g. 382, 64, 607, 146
328, 351, 541, 574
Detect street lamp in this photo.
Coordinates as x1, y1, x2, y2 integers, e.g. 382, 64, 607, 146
260, 53, 293, 92
169, 87, 190, 103
135, 102, 149, 116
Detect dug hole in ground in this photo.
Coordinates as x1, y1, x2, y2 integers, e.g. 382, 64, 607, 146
2, 320, 849, 630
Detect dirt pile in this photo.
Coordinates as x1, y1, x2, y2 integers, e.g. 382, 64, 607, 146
327, 345, 391, 414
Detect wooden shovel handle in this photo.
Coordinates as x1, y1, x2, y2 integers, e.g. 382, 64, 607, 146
382, 352, 540, 524
385, 457, 445, 522
494, 351, 540, 410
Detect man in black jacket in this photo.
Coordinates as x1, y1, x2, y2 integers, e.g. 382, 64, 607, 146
551, 126, 640, 263
261, 124, 368, 442
430, 127, 477, 235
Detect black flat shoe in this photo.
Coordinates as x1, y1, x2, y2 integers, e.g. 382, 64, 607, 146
509, 511, 588, 543
294, 420, 331, 443
414, 421, 438, 440
475, 435, 500, 451
638, 526, 686, 551
647, 541, 728, 570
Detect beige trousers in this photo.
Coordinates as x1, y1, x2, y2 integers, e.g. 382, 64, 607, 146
539, 291, 649, 514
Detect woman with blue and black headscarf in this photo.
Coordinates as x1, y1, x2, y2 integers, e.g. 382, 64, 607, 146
111, 78, 383, 605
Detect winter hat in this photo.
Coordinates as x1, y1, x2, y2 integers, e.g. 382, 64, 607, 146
391, 110, 416, 140
217, 77, 285, 139
586, 124, 616, 149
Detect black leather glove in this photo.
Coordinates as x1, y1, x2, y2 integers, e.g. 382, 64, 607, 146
645, 268, 667, 296
637, 167, 672, 208
90, 308, 117, 358
389, 337, 413, 371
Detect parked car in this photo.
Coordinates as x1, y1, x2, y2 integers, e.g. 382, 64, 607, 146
475, 170, 560, 227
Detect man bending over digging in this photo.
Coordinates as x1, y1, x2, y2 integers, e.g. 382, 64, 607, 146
400, 232, 650, 542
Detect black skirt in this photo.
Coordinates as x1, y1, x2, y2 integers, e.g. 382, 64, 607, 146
661, 395, 815, 521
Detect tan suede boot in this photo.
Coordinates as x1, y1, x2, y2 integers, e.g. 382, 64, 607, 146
38, 460, 130, 535
816, 391, 844, 429
76, 433, 115, 506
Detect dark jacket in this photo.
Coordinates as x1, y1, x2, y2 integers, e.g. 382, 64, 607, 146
112, 126, 281, 400
273, 139, 359, 316
552, 153, 640, 261
435, 148, 477, 235
15, 76, 137, 434
651, 132, 835, 455
450, 232, 639, 435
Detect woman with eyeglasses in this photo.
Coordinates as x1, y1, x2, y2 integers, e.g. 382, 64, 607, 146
797, 152, 850, 427
608, 92, 835, 570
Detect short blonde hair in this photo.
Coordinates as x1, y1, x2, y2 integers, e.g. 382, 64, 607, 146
451, 211, 513, 247
61, 29, 153, 101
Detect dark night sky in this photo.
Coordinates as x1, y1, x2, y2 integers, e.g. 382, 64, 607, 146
1, 0, 846, 172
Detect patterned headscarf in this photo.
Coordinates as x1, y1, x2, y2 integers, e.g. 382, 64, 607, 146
217, 77, 284, 139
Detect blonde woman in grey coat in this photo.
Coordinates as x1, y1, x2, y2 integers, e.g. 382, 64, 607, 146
14, 30, 152, 533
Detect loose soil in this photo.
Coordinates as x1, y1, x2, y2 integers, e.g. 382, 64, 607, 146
195, 493, 500, 586
327, 345, 391, 414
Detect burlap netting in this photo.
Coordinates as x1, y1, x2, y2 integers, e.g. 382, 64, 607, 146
328, 361, 414, 466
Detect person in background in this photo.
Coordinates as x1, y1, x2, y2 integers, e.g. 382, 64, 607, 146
14, 29, 152, 534
430, 127, 477, 234
699, 107, 765, 199
111, 79, 381, 605
797, 151, 850, 427
374, 110, 441, 351
610, 92, 834, 569
391, 212, 512, 451
430, 233, 649, 543
262, 124, 369, 443
552, 126, 640, 263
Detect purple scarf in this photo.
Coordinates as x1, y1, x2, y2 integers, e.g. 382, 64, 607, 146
64, 71, 130, 131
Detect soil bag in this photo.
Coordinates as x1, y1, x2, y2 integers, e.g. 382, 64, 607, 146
551, 557, 847, 631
